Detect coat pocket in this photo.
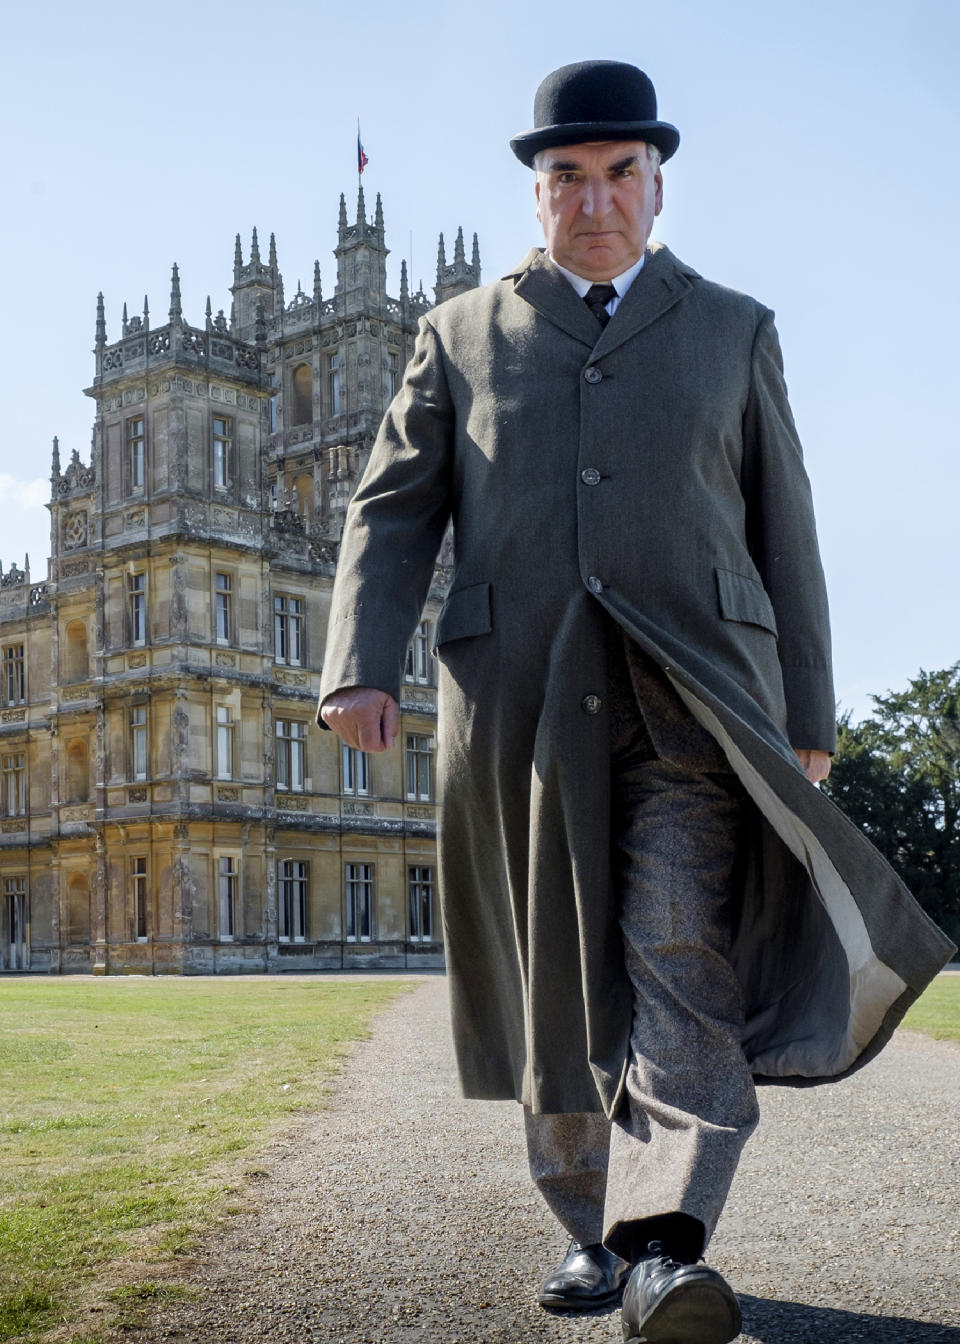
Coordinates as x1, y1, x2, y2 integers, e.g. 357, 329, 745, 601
433, 582, 493, 650
715, 567, 778, 636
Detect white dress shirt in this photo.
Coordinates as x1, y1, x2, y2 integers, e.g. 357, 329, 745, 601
549, 253, 646, 318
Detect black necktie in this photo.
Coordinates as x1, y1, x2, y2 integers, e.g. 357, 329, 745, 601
583, 282, 617, 327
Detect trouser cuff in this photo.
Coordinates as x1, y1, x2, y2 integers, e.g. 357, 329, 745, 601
605, 1212, 706, 1265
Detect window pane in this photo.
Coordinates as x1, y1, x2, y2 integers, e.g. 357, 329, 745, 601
295, 870, 306, 940
132, 708, 147, 779
219, 856, 236, 938
345, 867, 357, 940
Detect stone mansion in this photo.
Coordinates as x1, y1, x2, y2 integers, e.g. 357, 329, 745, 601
0, 188, 480, 974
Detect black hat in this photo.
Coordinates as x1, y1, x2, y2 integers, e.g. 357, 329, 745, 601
510, 60, 679, 167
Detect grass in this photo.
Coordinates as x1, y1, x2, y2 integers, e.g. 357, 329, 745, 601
902, 971, 960, 1042
0, 976, 414, 1341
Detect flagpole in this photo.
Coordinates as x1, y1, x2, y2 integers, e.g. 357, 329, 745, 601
356, 119, 369, 181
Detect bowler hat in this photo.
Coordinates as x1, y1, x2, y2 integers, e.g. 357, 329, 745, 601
510, 60, 679, 167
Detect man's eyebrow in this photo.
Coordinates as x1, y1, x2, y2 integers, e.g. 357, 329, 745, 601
543, 153, 643, 173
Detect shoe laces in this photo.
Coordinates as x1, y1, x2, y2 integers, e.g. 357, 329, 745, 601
646, 1240, 683, 1272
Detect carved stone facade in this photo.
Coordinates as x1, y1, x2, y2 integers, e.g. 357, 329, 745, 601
0, 190, 479, 974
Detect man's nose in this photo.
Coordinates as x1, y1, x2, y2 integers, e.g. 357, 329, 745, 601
580, 177, 614, 217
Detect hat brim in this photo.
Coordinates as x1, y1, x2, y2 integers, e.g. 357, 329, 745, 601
510, 120, 679, 167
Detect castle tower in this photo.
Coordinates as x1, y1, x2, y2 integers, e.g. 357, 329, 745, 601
435, 227, 482, 304
333, 187, 389, 316
231, 228, 282, 343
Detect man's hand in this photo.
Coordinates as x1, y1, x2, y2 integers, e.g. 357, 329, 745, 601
320, 686, 400, 752
794, 748, 831, 784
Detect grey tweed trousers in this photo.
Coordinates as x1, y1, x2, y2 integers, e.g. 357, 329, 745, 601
524, 626, 760, 1263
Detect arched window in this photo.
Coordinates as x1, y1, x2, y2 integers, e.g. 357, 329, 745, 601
290, 364, 313, 427
65, 739, 89, 804
67, 873, 91, 944
64, 620, 89, 683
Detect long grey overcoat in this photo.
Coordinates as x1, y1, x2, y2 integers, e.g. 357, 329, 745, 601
319, 244, 955, 1117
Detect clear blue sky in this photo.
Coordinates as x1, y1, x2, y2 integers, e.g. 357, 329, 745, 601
1, 0, 957, 720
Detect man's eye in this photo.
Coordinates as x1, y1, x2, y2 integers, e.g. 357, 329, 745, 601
556, 173, 578, 184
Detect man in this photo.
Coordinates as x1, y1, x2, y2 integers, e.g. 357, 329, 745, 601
319, 61, 954, 1344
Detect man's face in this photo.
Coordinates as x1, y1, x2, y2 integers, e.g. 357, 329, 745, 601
535, 140, 663, 281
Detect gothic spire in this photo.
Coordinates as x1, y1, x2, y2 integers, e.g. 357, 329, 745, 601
453, 225, 466, 267
400, 258, 409, 303
436, 233, 447, 284
472, 232, 481, 280
205, 295, 213, 331
143, 294, 150, 330
374, 191, 384, 235
313, 260, 322, 304
356, 183, 366, 230
234, 233, 243, 281
268, 231, 278, 272
169, 263, 182, 323
95, 292, 106, 348
338, 192, 348, 240
250, 227, 261, 265
121, 301, 129, 337
51, 436, 61, 479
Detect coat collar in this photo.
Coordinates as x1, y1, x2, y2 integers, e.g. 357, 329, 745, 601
502, 243, 700, 355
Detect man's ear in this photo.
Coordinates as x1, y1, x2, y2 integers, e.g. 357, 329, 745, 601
654, 168, 663, 217
535, 176, 541, 222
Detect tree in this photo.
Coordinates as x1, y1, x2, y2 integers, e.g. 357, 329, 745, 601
822, 664, 960, 940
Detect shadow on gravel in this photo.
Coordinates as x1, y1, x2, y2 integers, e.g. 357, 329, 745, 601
740, 1295, 960, 1343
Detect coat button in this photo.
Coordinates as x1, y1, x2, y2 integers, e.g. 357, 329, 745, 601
583, 366, 603, 384
580, 467, 601, 486
587, 575, 603, 594
581, 694, 602, 715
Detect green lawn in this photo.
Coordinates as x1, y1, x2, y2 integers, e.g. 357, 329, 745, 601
0, 976, 413, 1341
902, 971, 960, 1042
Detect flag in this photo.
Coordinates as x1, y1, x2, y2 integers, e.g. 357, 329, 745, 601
357, 129, 369, 176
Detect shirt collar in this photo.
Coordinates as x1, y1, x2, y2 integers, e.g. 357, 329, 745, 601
548, 252, 646, 299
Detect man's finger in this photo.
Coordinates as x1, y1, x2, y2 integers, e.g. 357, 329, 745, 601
356, 705, 389, 753
382, 696, 400, 750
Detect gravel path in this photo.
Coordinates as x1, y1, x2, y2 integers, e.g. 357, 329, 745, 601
126, 976, 960, 1344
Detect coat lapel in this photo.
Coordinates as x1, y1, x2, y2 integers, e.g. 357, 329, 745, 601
592, 244, 699, 358
505, 243, 699, 356
505, 249, 600, 348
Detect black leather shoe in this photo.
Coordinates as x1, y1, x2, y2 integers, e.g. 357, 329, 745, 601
621, 1242, 741, 1343
538, 1239, 631, 1312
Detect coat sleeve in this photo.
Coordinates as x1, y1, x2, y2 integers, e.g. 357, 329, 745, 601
316, 318, 454, 716
741, 309, 837, 752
